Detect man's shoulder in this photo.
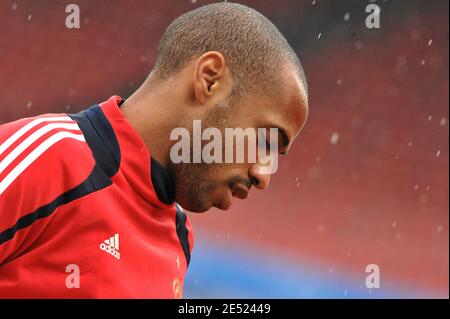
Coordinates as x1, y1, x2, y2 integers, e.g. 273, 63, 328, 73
0, 112, 97, 251
0, 112, 95, 197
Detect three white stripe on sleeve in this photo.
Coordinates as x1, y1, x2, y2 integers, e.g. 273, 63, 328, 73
0, 116, 86, 195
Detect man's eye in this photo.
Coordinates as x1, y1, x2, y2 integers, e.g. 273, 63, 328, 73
257, 131, 278, 151
258, 139, 276, 151
257, 136, 269, 149
266, 140, 275, 149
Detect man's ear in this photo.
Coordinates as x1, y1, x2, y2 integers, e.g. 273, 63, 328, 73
193, 51, 227, 104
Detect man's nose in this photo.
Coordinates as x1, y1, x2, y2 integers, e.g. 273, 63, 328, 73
249, 164, 271, 190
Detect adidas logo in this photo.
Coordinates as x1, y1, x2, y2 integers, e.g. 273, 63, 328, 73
99, 233, 120, 260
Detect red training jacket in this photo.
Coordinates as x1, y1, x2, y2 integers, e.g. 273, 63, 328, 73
0, 95, 194, 298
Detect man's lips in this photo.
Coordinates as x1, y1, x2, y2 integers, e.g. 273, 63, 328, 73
230, 184, 249, 199
215, 179, 252, 210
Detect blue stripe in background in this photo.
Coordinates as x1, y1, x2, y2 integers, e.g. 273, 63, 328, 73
183, 232, 439, 299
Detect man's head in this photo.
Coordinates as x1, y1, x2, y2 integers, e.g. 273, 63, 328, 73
136, 3, 308, 212
153, 2, 308, 101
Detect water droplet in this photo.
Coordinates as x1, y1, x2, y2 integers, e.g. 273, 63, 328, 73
436, 150, 441, 157
330, 132, 340, 145
414, 184, 420, 190
428, 115, 433, 121
440, 118, 447, 126
392, 222, 397, 228
428, 39, 433, 46
317, 33, 322, 39
27, 14, 32, 21
26, 101, 32, 109
11, 3, 18, 11
344, 13, 351, 21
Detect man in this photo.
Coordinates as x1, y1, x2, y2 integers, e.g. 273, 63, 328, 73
0, 3, 308, 298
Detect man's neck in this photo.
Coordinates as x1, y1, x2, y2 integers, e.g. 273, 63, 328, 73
120, 82, 176, 168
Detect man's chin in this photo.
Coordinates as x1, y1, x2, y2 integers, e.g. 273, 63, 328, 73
215, 199, 232, 211
176, 198, 211, 213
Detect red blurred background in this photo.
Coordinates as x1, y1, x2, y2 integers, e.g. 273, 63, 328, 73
0, 0, 448, 297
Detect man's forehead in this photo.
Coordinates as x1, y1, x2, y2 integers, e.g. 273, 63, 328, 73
283, 61, 308, 110
276, 65, 309, 140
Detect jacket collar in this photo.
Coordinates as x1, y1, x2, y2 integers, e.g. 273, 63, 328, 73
70, 96, 175, 208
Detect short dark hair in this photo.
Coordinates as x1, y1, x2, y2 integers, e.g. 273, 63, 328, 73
153, 2, 307, 98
